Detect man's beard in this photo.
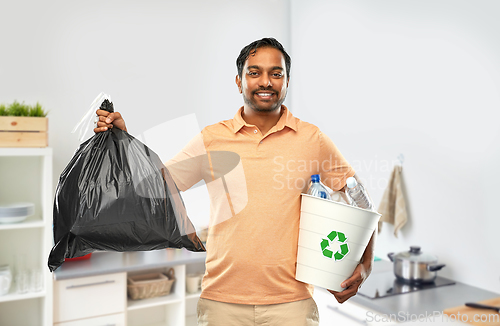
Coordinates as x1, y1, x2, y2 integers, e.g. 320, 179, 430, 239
242, 89, 287, 112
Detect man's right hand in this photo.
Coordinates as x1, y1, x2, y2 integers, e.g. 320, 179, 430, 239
94, 109, 127, 133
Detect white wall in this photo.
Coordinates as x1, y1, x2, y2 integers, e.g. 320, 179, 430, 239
290, 0, 500, 293
0, 0, 289, 229
0, 0, 290, 181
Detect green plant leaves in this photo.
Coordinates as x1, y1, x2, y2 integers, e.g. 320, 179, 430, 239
0, 101, 48, 117
29, 102, 47, 117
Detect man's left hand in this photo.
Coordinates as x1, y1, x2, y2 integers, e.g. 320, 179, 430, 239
328, 263, 369, 303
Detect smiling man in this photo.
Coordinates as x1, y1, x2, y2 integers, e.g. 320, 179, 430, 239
237, 43, 289, 116
234, 45, 291, 143
95, 37, 375, 326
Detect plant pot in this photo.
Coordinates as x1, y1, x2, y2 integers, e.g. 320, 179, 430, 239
0, 116, 48, 147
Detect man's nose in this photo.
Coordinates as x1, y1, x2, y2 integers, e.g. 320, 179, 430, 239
259, 74, 272, 88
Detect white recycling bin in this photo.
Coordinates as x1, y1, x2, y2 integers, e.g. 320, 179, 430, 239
295, 194, 381, 291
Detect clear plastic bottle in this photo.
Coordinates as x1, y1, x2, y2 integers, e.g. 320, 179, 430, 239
319, 180, 334, 198
346, 177, 373, 210
307, 174, 332, 200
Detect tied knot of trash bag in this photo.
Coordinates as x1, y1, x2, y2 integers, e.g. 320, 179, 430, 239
100, 99, 114, 113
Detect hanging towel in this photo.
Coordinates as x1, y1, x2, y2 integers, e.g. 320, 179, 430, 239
378, 165, 408, 237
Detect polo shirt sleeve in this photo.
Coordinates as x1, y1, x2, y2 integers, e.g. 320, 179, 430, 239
319, 131, 356, 191
164, 132, 208, 192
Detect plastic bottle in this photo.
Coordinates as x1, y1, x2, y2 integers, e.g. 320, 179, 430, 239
307, 174, 332, 200
319, 180, 334, 198
346, 177, 373, 210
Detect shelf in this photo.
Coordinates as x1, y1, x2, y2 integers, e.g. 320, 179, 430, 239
0, 218, 44, 230
136, 323, 179, 326
0, 147, 53, 326
185, 291, 201, 300
0, 147, 52, 157
127, 293, 183, 311
0, 289, 46, 303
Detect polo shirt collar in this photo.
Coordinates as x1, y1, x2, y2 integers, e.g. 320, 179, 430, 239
231, 105, 297, 134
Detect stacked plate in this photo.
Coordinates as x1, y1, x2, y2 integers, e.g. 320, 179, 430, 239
0, 203, 35, 224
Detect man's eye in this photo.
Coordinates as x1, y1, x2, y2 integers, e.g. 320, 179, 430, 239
273, 73, 283, 77
248, 72, 258, 76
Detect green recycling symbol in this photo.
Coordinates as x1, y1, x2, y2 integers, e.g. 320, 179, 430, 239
320, 231, 349, 261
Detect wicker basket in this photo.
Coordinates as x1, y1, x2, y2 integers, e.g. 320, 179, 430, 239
127, 268, 175, 300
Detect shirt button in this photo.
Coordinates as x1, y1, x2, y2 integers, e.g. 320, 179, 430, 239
254, 129, 258, 133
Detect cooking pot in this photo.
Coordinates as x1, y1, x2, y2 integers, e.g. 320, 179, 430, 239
387, 246, 445, 284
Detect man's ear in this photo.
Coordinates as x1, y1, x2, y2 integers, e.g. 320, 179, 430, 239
235, 75, 242, 93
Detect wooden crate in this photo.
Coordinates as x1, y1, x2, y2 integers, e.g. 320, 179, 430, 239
0, 116, 48, 147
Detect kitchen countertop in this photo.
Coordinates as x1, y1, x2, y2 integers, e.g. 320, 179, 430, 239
54, 251, 499, 322
52, 249, 207, 281
349, 260, 500, 319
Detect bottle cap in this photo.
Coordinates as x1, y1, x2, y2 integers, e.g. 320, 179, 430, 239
346, 177, 357, 189
311, 174, 320, 182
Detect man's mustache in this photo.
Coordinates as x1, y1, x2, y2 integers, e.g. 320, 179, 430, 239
253, 87, 277, 94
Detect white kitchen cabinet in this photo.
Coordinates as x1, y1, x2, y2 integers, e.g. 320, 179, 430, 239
183, 260, 205, 325
53, 255, 206, 325
127, 264, 185, 326
185, 295, 201, 326
53, 272, 126, 323
54, 313, 125, 326
126, 261, 205, 326
0, 148, 53, 326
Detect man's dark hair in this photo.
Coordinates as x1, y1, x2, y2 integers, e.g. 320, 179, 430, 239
236, 37, 291, 80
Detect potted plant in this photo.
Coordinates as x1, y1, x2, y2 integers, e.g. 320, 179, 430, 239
0, 101, 49, 147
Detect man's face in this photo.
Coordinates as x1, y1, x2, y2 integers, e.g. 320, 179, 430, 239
236, 47, 289, 113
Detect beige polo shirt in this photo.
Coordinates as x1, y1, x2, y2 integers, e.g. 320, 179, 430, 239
165, 106, 355, 305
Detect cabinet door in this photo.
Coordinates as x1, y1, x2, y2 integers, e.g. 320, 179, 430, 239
314, 287, 398, 326
54, 312, 125, 326
53, 273, 126, 323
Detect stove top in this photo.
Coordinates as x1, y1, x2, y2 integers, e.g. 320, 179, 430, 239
358, 271, 456, 299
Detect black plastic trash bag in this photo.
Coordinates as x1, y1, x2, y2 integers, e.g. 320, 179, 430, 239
48, 100, 205, 272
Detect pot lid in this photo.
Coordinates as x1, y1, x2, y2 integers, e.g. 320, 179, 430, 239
395, 246, 438, 263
